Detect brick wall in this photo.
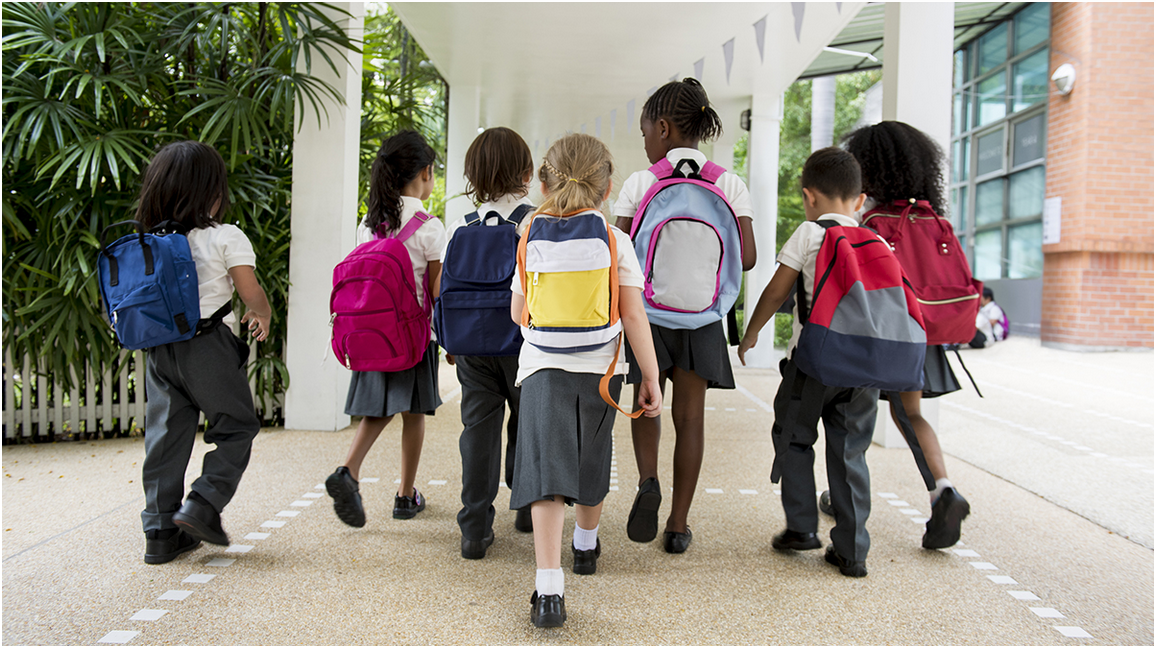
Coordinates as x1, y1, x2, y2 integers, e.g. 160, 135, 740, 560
1042, 2, 1154, 349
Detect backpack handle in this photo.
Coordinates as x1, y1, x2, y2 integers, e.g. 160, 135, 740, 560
99, 220, 154, 286
600, 333, 644, 419
891, 199, 952, 245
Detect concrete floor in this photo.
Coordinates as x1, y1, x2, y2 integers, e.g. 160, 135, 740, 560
3, 337, 1152, 645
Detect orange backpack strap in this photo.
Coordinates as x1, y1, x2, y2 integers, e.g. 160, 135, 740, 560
599, 333, 644, 419
606, 221, 621, 326
598, 223, 640, 418
516, 216, 532, 327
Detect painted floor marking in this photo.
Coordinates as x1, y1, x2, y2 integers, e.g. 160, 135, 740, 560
361, 477, 380, 483
734, 382, 774, 413
910, 517, 928, 523
739, 489, 758, 495
1008, 590, 1040, 601
129, 609, 168, 621
290, 500, 313, 507
225, 545, 254, 553
183, 574, 215, 584
952, 549, 980, 557
205, 558, 235, 567
887, 500, 910, 507
98, 631, 140, 644
1030, 607, 1065, 618
987, 575, 1018, 584
158, 590, 192, 601
261, 521, 286, 529
314, 483, 325, 489
440, 385, 463, 404
705, 488, 724, 494
428, 480, 448, 486
900, 508, 921, 515
303, 492, 324, 498
1055, 627, 1093, 638
969, 562, 998, 570
276, 511, 300, 517
878, 492, 898, 498
609, 486, 619, 491
964, 358, 1153, 403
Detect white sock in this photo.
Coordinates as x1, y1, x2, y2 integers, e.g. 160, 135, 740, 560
573, 524, 599, 551
931, 478, 953, 505
536, 568, 564, 597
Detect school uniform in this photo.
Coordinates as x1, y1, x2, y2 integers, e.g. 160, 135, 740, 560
614, 147, 754, 389
441, 195, 533, 541
773, 213, 879, 563
345, 197, 447, 418
141, 223, 260, 532
507, 211, 643, 510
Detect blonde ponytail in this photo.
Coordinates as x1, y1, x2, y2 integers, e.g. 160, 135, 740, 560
535, 134, 614, 217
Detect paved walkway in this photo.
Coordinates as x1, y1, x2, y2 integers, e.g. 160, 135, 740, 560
3, 337, 1152, 645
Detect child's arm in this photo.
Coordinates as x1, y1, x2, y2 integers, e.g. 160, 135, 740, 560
739, 217, 757, 271
618, 286, 662, 417
614, 216, 633, 233
227, 265, 272, 342
511, 293, 525, 326
428, 260, 443, 299
737, 264, 799, 365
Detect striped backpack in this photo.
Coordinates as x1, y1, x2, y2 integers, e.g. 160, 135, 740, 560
628, 158, 743, 330
793, 220, 927, 392
516, 210, 641, 417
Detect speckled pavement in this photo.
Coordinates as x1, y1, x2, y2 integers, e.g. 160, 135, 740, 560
3, 337, 1152, 645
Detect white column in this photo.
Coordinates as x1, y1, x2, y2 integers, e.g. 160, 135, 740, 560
710, 100, 743, 170
875, 2, 953, 447
743, 92, 783, 369
284, 3, 364, 431
810, 75, 837, 151
444, 84, 480, 222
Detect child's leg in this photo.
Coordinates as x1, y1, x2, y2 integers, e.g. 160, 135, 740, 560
397, 412, 425, 498
342, 415, 392, 481
575, 501, 603, 532
629, 373, 669, 483
666, 367, 708, 534
823, 387, 878, 563
892, 391, 948, 483
141, 354, 201, 532
772, 365, 822, 535
456, 356, 509, 540
531, 498, 566, 569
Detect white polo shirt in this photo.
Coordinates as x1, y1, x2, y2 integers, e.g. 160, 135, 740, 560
440, 193, 534, 262
185, 223, 257, 327
612, 147, 755, 222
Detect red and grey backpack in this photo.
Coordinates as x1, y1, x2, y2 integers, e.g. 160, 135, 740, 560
793, 220, 927, 392
862, 199, 984, 345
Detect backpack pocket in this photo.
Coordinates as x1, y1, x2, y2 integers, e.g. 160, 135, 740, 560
644, 218, 722, 313
435, 290, 521, 356
112, 282, 180, 349
914, 283, 982, 345
526, 267, 611, 328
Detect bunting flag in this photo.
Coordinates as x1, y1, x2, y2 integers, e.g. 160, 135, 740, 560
694, 58, 704, 81
669, 74, 678, 83
648, 86, 658, 97
754, 16, 767, 63
792, 3, 805, 42
837, 2, 842, 13
535, 139, 540, 152
595, 116, 602, 139
723, 38, 735, 85
627, 99, 636, 129
610, 109, 617, 140
581, 124, 586, 134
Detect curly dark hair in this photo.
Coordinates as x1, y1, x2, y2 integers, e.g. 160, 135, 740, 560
842, 121, 946, 215
641, 77, 724, 143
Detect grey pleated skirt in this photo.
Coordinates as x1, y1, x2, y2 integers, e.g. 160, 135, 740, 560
625, 320, 735, 389
508, 370, 622, 510
344, 341, 442, 417
920, 345, 962, 399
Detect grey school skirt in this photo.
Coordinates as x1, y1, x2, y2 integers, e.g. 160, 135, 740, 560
508, 370, 622, 510
920, 345, 962, 399
344, 341, 442, 417
625, 320, 735, 389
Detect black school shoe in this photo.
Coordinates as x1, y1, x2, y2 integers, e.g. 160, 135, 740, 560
825, 545, 868, 578
772, 528, 822, 551
514, 507, 534, 533
461, 531, 495, 560
144, 528, 201, 565
393, 488, 426, 519
326, 466, 366, 528
922, 487, 971, 549
571, 538, 601, 575
530, 591, 566, 628
172, 494, 229, 546
627, 477, 662, 542
819, 490, 835, 516
663, 526, 692, 554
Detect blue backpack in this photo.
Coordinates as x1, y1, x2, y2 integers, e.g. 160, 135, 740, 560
98, 220, 228, 350
433, 204, 532, 356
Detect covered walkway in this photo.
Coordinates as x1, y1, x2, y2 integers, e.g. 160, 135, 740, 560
3, 338, 1152, 644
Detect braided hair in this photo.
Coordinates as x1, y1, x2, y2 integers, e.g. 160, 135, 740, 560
842, 121, 947, 215
641, 78, 724, 143
366, 130, 438, 235
535, 134, 614, 217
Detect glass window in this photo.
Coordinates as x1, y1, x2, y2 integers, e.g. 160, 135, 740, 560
954, 92, 971, 136
1015, 3, 1051, 55
976, 178, 1005, 226
1008, 222, 1043, 278
952, 138, 972, 182
978, 23, 1009, 75
976, 130, 1004, 177
1012, 49, 1049, 112
950, 187, 969, 231
954, 49, 969, 87
1013, 113, 1046, 166
974, 229, 1003, 279
1009, 166, 1046, 220
975, 72, 1008, 127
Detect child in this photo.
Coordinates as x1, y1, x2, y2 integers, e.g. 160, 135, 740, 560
738, 147, 876, 577
612, 78, 757, 554
442, 127, 536, 558
970, 287, 1008, 348
509, 134, 662, 627
137, 141, 273, 563
326, 130, 446, 526
843, 121, 971, 549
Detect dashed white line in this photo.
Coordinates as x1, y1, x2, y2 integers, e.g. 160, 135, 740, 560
205, 558, 235, 567
158, 590, 192, 601
129, 609, 168, 621
98, 631, 140, 644
183, 574, 215, 584
225, 545, 254, 554
734, 382, 774, 413
1055, 627, 1093, 638
1008, 591, 1040, 601
1029, 607, 1065, 618
261, 521, 286, 529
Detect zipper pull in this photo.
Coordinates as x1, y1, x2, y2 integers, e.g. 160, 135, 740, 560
112, 311, 118, 325
329, 313, 336, 326
345, 353, 350, 367
533, 272, 539, 286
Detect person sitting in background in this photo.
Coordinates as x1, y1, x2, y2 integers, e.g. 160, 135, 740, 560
969, 287, 1008, 349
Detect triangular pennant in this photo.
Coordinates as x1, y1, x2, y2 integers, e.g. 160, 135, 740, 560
610, 109, 617, 139
648, 86, 658, 97
595, 116, 602, 139
627, 99, 636, 129
837, 2, 842, 13
581, 124, 586, 134
694, 58, 705, 81
723, 38, 735, 85
535, 139, 540, 152
754, 16, 767, 63
669, 74, 678, 83
792, 3, 805, 42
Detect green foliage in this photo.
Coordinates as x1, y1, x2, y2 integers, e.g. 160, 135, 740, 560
2, 2, 356, 418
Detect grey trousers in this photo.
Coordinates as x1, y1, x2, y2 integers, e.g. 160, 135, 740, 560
141, 325, 260, 532
771, 360, 878, 563
455, 355, 521, 541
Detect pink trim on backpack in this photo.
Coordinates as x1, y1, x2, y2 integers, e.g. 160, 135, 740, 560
641, 216, 725, 313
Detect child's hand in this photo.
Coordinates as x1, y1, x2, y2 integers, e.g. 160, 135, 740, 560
637, 379, 663, 418
737, 332, 757, 366
445, 353, 456, 366
241, 310, 271, 342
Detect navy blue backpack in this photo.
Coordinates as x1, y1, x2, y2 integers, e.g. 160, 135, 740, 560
98, 220, 227, 350
434, 204, 533, 356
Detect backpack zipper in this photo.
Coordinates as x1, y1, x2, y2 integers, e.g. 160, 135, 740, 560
917, 294, 980, 306
533, 272, 539, 286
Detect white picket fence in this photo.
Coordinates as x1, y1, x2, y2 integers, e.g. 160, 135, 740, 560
1, 339, 281, 441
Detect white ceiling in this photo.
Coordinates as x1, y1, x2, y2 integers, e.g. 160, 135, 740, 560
393, 2, 866, 173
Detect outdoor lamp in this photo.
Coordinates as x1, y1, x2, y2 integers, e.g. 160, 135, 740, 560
1051, 63, 1076, 96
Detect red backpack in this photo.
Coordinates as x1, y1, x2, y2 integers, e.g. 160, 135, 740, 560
862, 199, 983, 345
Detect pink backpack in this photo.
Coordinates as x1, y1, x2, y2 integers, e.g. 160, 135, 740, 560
330, 212, 433, 372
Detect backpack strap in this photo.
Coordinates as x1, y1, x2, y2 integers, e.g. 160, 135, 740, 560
392, 211, 433, 243
882, 391, 938, 490
195, 302, 234, 336
647, 158, 675, 180
698, 160, 726, 184
463, 211, 481, 226
795, 220, 841, 325
508, 203, 534, 225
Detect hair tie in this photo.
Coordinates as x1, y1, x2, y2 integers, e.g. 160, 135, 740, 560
568, 178, 579, 183
701, 106, 706, 112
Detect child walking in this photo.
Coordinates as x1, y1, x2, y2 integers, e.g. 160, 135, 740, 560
738, 148, 882, 577
326, 130, 446, 526
509, 134, 662, 627
137, 141, 273, 563
843, 121, 971, 549
441, 127, 536, 558
613, 78, 757, 554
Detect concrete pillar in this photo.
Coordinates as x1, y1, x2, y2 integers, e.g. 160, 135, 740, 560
743, 91, 783, 369
810, 76, 837, 151
445, 84, 480, 222
284, 3, 364, 431
711, 99, 744, 171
